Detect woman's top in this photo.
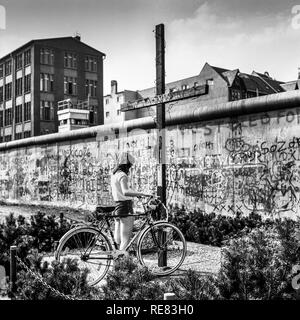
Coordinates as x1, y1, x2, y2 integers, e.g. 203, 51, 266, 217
111, 170, 132, 201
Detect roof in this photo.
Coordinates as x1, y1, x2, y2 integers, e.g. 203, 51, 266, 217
0, 36, 106, 61
281, 80, 300, 91
252, 71, 285, 93
211, 66, 230, 75
238, 73, 282, 94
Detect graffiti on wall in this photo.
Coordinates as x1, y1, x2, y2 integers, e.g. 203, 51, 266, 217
166, 108, 300, 218
0, 107, 300, 218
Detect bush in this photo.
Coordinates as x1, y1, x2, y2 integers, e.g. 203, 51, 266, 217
217, 219, 300, 300
0, 212, 72, 277
169, 205, 272, 246
164, 269, 220, 300
101, 256, 165, 300
12, 250, 99, 300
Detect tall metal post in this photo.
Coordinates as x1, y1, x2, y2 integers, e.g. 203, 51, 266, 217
156, 23, 166, 206
155, 24, 167, 267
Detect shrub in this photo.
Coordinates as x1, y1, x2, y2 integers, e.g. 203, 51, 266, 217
217, 219, 300, 300
101, 256, 165, 300
28, 211, 71, 252
169, 205, 270, 247
0, 212, 72, 278
164, 269, 220, 300
12, 250, 99, 300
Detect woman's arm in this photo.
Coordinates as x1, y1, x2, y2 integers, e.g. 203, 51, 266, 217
120, 175, 152, 198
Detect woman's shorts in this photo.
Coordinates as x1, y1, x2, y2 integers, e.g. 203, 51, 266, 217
114, 200, 134, 218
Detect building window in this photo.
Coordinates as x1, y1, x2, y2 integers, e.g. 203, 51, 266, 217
40, 100, 54, 121
40, 73, 54, 92
24, 102, 31, 121
24, 131, 31, 138
105, 98, 109, 104
40, 48, 54, 65
5, 60, 12, 76
117, 109, 121, 116
194, 82, 199, 87
4, 135, 12, 142
24, 74, 31, 93
0, 64, 3, 78
64, 77, 77, 95
206, 79, 214, 86
231, 89, 242, 101
0, 110, 3, 126
64, 52, 77, 69
15, 132, 23, 140
106, 111, 109, 118
85, 79, 97, 97
4, 108, 12, 126
182, 84, 188, 91
246, 92, 256, 98
24, 49, 31, 66
4, 83, 12, 100
16, 54, 23, 70
15, 104, 23, 124
88, 105, 97, 124
0, 86, 3, 103
15, 78, 23, 96
85, 56, 97, 72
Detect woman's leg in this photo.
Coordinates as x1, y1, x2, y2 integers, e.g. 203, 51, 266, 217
114, 218, 121, 248
119, 216, 134, 250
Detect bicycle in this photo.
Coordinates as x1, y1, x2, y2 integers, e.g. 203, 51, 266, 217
55, 196, 187, 286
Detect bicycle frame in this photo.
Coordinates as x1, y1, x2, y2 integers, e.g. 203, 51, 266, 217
57, 198, 169, 263
99, 213, 154, 252
92, 197, 167, 247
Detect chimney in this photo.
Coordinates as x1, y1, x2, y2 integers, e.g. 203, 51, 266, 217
111, 80, 118, 94
73, 32, 81, 41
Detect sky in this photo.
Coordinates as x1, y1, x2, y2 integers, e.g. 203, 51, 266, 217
0, 0, 300, 95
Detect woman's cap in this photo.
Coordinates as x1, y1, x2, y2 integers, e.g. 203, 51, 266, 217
118, 152, 135, 166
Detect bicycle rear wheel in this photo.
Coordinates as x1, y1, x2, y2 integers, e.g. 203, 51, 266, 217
55, 226, 113, 286
137, 222, 186, 276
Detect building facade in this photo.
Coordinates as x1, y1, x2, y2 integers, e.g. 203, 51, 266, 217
103, 80, 139, 124
0, 36, 105, 142
121, 63, 285, 120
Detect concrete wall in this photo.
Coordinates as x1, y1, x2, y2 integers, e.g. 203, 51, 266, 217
166, 107, 300, 219
0, 102, 300, 219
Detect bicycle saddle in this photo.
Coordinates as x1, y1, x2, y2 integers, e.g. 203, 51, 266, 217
96, 206, 116, 213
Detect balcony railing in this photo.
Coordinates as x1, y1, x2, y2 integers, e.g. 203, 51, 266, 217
58, 99, 90, 111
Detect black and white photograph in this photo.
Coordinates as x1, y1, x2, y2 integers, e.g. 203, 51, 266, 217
0, 0, 300, 313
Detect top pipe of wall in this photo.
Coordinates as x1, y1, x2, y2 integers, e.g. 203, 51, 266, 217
1, 90, 300, 151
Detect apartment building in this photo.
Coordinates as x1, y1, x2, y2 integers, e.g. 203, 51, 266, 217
120, 62, 285, 120
103, 80, 139, 124
0, 36, 105, 141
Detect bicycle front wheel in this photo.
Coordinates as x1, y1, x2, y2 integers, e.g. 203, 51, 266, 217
137, 222, 187, 276
55, 226, 113, 286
